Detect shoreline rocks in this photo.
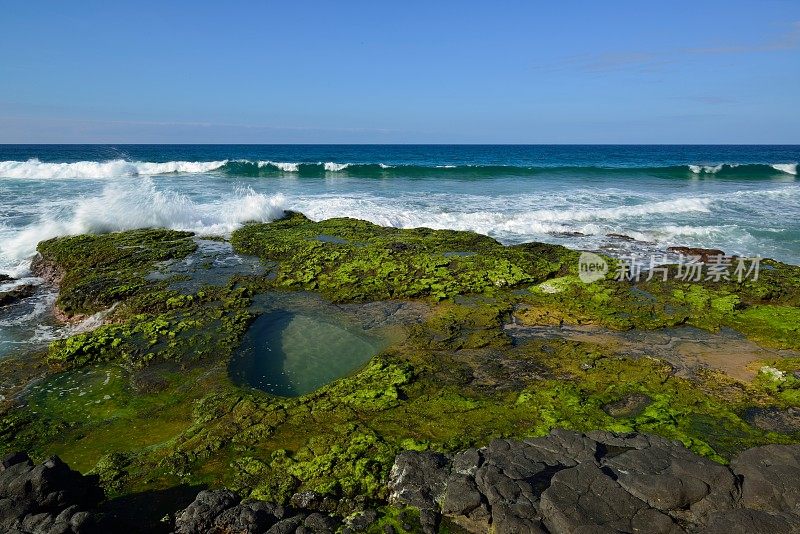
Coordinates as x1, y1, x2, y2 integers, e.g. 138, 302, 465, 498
667, 246, 726, 262
0, 452, 103, 534
29, 254, 64, 288
388, 429, 800, 534
4, 431, 800, 533
173, 489, 346, 534
0, 283, 36, 308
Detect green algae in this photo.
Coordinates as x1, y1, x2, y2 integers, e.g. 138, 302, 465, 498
36, 229, 197, 317
2, 216, 800, 522
519, 264, 800, 349
231, 213, 576, 301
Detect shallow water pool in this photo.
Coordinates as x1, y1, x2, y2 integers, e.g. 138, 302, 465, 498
229, 310, 383, 396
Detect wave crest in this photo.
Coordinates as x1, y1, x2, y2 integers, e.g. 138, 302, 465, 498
0, 159, 228, 179
771, 163, 797, 175
0, 177, 285, 269
2, 158, 797, 179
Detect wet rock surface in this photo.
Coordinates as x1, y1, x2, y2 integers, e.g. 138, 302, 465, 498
666, 246, 726, 262
4, 436, 800, 533
744, 406, 800, 433
0, 283, 36, 308
172, 489, 351, 534
388, 429, 800, 533
0, 452, 103, 534
505, 322, 798, 382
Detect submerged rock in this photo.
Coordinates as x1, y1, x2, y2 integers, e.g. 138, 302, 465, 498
388, 429, 800, 533
0, 284, 36, 307
667, 246, 726, 262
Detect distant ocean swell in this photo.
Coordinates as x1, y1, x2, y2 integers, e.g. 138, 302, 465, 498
0, 159, 796, 179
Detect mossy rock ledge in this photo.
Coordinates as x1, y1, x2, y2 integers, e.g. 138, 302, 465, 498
1, 212, 799, 532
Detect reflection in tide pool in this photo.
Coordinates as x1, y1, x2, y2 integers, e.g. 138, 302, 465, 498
229, 310, 383, 396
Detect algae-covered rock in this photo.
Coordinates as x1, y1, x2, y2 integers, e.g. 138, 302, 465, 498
34, 228, 197, 318
2, 215, 800, 530
231, 213, 577, 301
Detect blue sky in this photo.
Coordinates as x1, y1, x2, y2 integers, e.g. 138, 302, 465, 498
1, 1, 798, 143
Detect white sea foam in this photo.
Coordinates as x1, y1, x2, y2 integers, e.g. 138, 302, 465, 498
0, 159, 229, 179
771, 163, 797, 175
323, 162, 350, 172
256, 161, 301, 172
0, 177, 285, 271
688, 164, 724, 174
291, 194, 712, 240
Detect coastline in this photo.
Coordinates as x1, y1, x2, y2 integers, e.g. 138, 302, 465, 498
1, 212, 799, 531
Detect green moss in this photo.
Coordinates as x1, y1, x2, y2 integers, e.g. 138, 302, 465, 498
37, 229, 197, 317
231, 213, 576, 301
729, 305, 800, 349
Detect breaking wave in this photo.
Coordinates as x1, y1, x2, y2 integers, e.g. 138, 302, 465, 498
1, 159, 797, 179
0, 177, 286, 270
0, 159, 228, 179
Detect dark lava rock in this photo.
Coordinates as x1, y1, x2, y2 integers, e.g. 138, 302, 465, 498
0, 284, 36, 307
172, 489, 344, 534
607, 233, 639, 242
0, 274, 14, 283
667, 246, 726, 262
303, 512, 337, 532
550, 231, 586, 238
0, 452, 103, 534
173, 489, 240, 533
344, 509, 377, 532
266, 514, 305, 534
703, 509, 800, 534
388, 451, 450, 511
601, 434, 738, 524
731, 443, 800, 515
540, 462, 679, 533
388, 429, 800, 533
387, 450, 451, 533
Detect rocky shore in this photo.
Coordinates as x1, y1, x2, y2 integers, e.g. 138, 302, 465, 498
388, 429, 800, 533
1, 214, 799, 532
3, 428, 799, 533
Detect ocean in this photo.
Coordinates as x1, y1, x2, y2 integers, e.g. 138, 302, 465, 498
1, 144, 799, 278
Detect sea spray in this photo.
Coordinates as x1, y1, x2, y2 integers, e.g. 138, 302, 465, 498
0, 177, 285, 274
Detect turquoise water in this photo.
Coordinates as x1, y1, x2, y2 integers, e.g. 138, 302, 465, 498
229, 310, 382, 396
0, 145, 799, 279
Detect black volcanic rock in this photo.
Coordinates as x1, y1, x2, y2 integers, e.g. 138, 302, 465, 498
388, 430, 800, 534
0, 452, 103, 534
172, 489, 343, 534
731, 444, 800, 515
540, 461, 679, 533
0, 284, 36, 307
